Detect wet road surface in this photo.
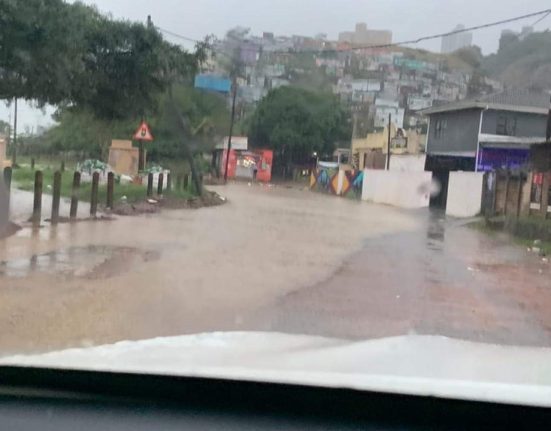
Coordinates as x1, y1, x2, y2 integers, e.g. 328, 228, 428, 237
0, 183, 550, 354
257, 211, 551, 346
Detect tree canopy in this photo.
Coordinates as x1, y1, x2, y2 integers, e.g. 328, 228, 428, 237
0, 0, 202, 119
248, 86, 350, 168
482, 31, 551, 90
42, 84, 230, 161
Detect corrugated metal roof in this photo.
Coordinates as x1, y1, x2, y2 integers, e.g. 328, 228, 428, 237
476, 89, 550, 109
421, 89, 551, 115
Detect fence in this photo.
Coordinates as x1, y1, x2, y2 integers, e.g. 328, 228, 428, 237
481, 170, 531, 219
528, 172, 551, 218
1, 166, 198, 227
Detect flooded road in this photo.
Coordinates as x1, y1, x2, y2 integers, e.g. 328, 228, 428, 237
259, 211, 551, 346
0, 183, 550, 354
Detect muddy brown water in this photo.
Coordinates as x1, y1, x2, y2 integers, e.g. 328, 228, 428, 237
0, 183, 550, 355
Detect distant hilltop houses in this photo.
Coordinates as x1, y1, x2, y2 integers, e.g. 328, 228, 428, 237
195, 22, 503, 135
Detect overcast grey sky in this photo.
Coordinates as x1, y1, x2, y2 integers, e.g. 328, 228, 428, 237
85, 0, 551, 54
2, 0, 550, 131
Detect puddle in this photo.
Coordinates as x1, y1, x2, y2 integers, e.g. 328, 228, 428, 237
0, 245, 160, 280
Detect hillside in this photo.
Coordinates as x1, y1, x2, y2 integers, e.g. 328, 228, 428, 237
482, 31, 551, 90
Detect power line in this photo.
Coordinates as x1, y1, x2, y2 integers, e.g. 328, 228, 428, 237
155, 26, 202, 44
157, 8, 551, 57
531, 11, 551, 27
155, 26, 233, 59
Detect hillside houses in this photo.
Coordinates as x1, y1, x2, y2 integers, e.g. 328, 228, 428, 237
199, 25, 503, 140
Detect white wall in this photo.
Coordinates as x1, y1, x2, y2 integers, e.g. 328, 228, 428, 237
446, 172, 484, 218
361, 169, 432, 208
389, 155, 426, 172
374, 107, 405, 128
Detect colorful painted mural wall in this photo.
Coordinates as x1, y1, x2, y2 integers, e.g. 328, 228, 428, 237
309, 165, 364, 199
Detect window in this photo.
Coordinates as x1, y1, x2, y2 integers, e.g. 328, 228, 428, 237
496, 114, 516, 136
434, 118, 447, 138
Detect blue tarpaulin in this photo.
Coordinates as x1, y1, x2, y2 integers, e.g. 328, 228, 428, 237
194, 74, 231, 93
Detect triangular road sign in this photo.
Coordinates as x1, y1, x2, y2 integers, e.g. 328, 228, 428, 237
133, 121, 154, 141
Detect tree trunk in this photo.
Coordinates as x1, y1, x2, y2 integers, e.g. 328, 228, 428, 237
168, 90, 203, 197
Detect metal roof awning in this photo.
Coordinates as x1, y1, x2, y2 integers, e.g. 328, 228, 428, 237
420, 102, 548, 116
478, 134, 547, 149
428, 151, 475, 157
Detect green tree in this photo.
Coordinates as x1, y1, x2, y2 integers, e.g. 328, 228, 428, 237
0, 119, 9, 135
453, 46, 483, 69
0, 1, 183, 116
44, 84, 230, 162
248, 86, 350, 175
482, 31, 551, 89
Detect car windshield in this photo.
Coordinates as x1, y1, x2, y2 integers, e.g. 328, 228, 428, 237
1, 0, 551, 407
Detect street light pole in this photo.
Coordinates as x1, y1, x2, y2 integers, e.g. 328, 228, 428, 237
546, 94, 551, 142
224, 76, 238, 183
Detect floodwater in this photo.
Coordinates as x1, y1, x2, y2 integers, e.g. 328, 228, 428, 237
0, 183, 550, 355
8, 189, 92, 224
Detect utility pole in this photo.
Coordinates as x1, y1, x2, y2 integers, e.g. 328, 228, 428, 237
224, 75, 238, 183
546, 94, 551, 142
11, 98, 17, 166
386, 112, 391, 170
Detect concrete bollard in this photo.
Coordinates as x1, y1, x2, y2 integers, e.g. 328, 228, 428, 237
147, 173, 153, 197
107, 172, 114, 209
51, 171, 61, 225
70, 171, 80, 219
157, 173, 164, 195
90, 172, 99, 217
166, 173, 172, 192
32, 170, 43, 226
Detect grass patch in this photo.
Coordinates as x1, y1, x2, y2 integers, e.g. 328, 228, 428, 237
468, 219, 499, 236
11, 166, 194, 205
469, 216, 551, 255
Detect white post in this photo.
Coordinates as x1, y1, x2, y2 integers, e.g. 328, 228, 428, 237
475, 107, 487, 172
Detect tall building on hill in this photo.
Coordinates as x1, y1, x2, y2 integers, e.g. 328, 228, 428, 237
338, 22, 392, 46
440, 25, 472, 53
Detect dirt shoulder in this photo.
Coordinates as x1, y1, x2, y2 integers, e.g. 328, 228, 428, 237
112, 190, 226, 216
